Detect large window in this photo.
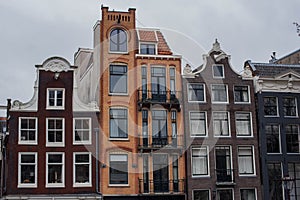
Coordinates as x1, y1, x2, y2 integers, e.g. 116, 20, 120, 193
74, 118, 91, 144
265, 124, 280, 153
188, 84, 205, 102
216, 189, 233, 200
19, 117, 37, 144
109, 154, 128, 185
46, 153, 64, 187
235, 112, 252, 137
288, 163, 300, 200
213, 65, 224, 78
47, 88, 64, 109
267, 163, 283, 200
264, 97, 278, 116
141, 66, 147, 99
193, 190, 209, 200
240, 189, 256, 200
152, 110, 168, 146
215, 146, 232, 182
110, 65, 127, 94
211, 84, 228, 103
192, 147, 209, 176
73, 153, 91, 187
110, 108, 128, 139
46, 118, 64, 147
140, 43, 156, 55
18, 153, 37, 188
286, 124, 300, 153
234, 86, 250, 103
170, 68, 176, 97
110, 28, 127, 52
238, 146, 255, 175
151, 67, 166, 101
283, 97, 297, 117
190, 112, 207, 137
213, 112, 230, 137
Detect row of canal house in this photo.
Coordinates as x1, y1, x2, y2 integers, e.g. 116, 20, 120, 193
2, 5, 300, 200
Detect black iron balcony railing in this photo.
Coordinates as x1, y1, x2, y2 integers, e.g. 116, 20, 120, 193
216, 169, 234, 183
138, 134, 184, 149
138, 179, 185, 194
137, 90, 181, 111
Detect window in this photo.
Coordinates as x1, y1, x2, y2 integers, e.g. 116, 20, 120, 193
110, 65, 127, 94
213, 65, 224, 78
172, 155, 179, 192
193, 190, 209, 200
142, 110, 148, 147
288, 163, 300, 200
211, 84, 228, 103
216, 189, 233, 200
283, 97, 297, 117
267, 163, 283, 200
110, 28, 127, 52
171, 110, 177, 147
74, 118, 91, 144
152, 110, 168, 146
19, 117, 37, 144
46, 153, 64, 187
234, 86, 250, 103
215, 146, 232, 182
46, 118, 64, 147
240, 189, 256, 200
18, 153, 37, 188
265, 124, 280, 153
190, 112, 207, 137
235, 112, 252, 137
213, 112, 230, 137
286, 124, 300, 153
264, 97, 278, 116
238, 146, 255, 175
151, 67, 166, 101
153, 154, 169, 192
188, 84, 205, 102
140, 43, 156, 55
73, 153, 91, 187
47, 88, 64, 109
110, 108, 128, 139
141, 66, 147, 99
170, 68, 176, 97
109, 154, 128, 185
192, 147, 209, 176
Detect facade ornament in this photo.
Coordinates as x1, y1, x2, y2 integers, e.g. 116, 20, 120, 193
242, 66, 253, 78
43, 59, 70, 72
183, 64, 193, 75
212, 39, 221, 52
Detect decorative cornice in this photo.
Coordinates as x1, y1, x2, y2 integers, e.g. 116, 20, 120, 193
43, 58, 71, 72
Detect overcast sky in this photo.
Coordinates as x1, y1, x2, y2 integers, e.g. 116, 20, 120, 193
0, 0, 299, 115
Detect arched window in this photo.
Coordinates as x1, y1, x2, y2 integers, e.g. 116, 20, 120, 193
110, 28, 127, 52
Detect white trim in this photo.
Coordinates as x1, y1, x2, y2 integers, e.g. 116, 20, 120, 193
189, 111, 208, 137
46, 152, 65, 188
18, 117, 38, 145
237, 145, 256, 176
235, 111, 253, 138
233, 85, 251, 104
73, 152, 92, 187
212, 64, 225, 79
139, 42, 157, 55
283, 96, 298, 117
213, 111, 231, 137
46, 88, 65, 110
263, 96, 279, 117
73, 118, 92, 145
191, 146, 210, 177
18, 152, 38, 188
187, 83, 206, 103
46, 118, 65, 147
266, 123, 282, 154
211, 84, 229, 104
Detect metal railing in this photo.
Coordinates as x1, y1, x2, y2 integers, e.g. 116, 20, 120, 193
138, 179, 185, 194
138, 134, 184, 149
137, 90, 181, 105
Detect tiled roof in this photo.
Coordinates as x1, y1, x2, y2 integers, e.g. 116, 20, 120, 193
249, 62, 300, 77
156, 31, 172, 55
138, 30, 157, 42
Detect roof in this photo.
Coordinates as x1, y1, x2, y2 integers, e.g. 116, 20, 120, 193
137, 28, 173, 55
274, 48, 300, 64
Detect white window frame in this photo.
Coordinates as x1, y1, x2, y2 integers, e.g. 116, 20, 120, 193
73, 152, 92, 187
189, 111, 208, 137
18, 152, 37, 188
265, 124, 282, 154
235, 112, 253, 137
240, 188, 257, 200
263, 96, 279, 117
192, 189, 211, 200
46, 118, 65, 147
238, 146, 256, 176
109, 64, 128, 95
234, 85, 251, 104
283, 96, 298, 117
212, 64, 225, 79
18, 117, 38, 145
213, 111, 231, 137
191, 146, 210, 177
211, 84, 228, 104
73, 118, 92, 145
46, 88, 65, 110
109, 153, 129, 186
187, 83, 206, 103
216, 189, 234, 200
139, 42, 157, 55
46, 152, 65, 188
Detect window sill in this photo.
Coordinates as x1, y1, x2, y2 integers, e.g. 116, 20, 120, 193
188, 101, 207, 103
46, 184, 65, 188
234, 102, 251, 104
109, 138, 129, 141
108, 184, 130, 187
18, 142, 38, 145
73, 142, 92, 145
192, 175, 210, 178
73, 183, 92, 187
46, 107, 65, 110
46, 143, 65, 147
239, 174, 256, 177
18, 184, 37, 188
211, 102, 229, 104
109, 93, 129, 96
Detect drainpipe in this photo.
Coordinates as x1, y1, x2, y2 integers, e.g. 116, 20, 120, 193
94, 127, 101, 199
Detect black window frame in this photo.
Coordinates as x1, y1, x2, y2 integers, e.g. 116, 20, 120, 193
109, 108, 128, 139
110, 28, 127, 53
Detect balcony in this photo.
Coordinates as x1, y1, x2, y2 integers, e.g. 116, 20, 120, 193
215, 169, 235, 186
139, 179, 185, 194
137, 90, 181, 111
138, 135, 184, 152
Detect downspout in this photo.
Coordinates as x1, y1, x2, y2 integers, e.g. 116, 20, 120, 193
94, 127, 101, 199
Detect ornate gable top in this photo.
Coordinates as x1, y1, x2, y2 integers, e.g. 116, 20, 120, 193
37, 57, 76, 72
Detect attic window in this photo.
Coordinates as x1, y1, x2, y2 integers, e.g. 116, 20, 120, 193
140, 43, 156, 55
213, 65, 224, 78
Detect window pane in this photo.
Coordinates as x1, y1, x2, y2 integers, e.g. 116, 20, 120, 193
265, 124, 280, 153
213, 112, 229, 136
267, 163, 283, 200
286, 124, 300, 153
213, 65, 224, 78
212, 85, 227, 102
109, 154, 128, 184
283, 97, 297, 116
236, 113, 251, 136
110, 28, 127, 52
188, 84, 204, 102
110, 109, 128, 138
190, 112, 206, 136
193, 190, 209, 200
234, 86, 249, 102
241, 189, 256, 200
264, 97, 278, 116
238, 147, 254, 174
192, 147, 208, 175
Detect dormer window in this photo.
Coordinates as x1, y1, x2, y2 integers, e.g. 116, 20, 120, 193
213, 65, 224, 78
140, 43, 156, 55
110, 28, 127, 53
47, 88, 65, 109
